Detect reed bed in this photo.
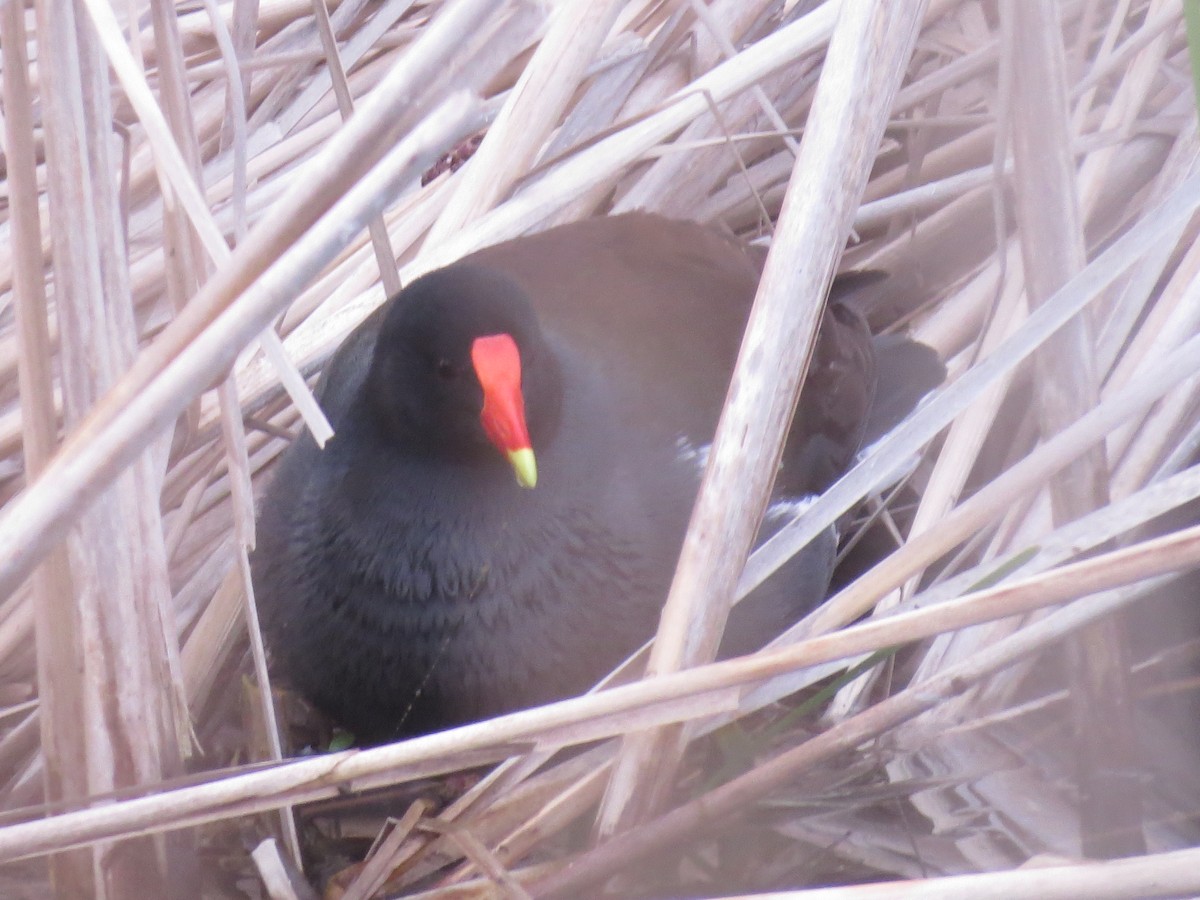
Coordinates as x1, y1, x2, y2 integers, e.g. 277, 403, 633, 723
1, 0, 1199, 896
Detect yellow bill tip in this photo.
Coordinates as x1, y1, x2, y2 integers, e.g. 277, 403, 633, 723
508, 447, 538, 489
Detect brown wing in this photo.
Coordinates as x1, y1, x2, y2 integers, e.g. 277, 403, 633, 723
463, 213, 882, 495
782, 294, 876, 497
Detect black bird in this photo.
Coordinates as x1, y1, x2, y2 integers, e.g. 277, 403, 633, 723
252, 213, 941, 743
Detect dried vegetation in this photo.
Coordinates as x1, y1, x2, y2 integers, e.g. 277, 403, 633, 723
1, 0, 1200, 897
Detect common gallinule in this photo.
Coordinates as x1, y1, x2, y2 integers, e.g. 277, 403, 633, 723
252, 213, 941, 743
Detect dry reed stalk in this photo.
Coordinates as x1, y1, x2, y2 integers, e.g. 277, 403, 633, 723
891, 10, 1193, 870
526, 569, 1188, 898
804, 324, 1200, 642
0, 8, 506, 897
607, 0, 794, 219
1076, 0, 1177, 222
34, 0, 192, 893
250, 837, 317, 900
95, 0, 341, 448
885, 249, 1025, 593
1, 0, 1199, 895
743, 170, 1200, 632
910, 463, 1200, 627
418, 819, 534, 899
339, 798, 428, 900
599, 0, 931, 837
411, 1, 844, 273
306, 0, 403, 296
0, 0, 502, 603
902, 184, 1195, 724
0, 0, 89, 890
3, 513, 1199, 866
1007, 0, 1141, 857
744, 845, 1200, 900
425, 0, 625, 242
1107, 226, 1200, 491
724, 464, 1200, 723
381, 744, 611, 889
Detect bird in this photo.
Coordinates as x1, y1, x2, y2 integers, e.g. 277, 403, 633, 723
251, 213, 942, 744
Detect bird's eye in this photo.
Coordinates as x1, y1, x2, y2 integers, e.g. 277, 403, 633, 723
435, 359, 459, 380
